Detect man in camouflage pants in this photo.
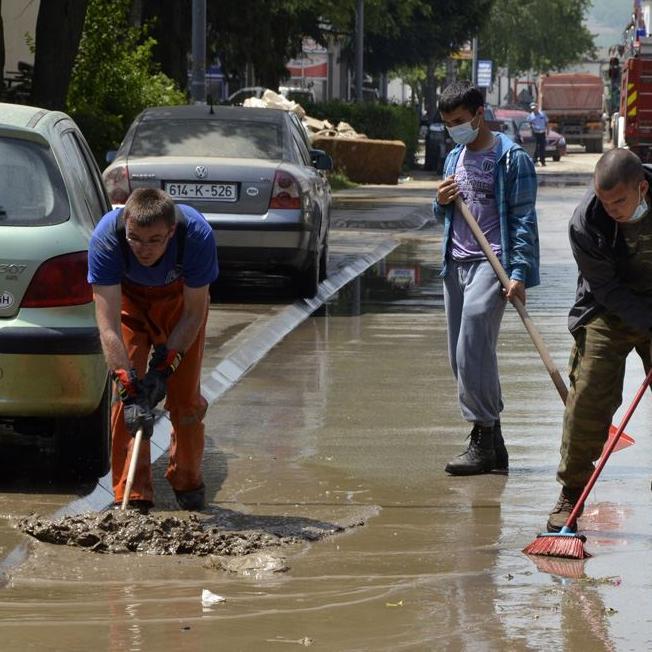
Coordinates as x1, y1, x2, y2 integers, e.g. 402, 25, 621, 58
548, 148, 652, 532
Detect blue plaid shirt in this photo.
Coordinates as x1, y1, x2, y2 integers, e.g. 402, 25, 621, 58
433, 132, 540, 288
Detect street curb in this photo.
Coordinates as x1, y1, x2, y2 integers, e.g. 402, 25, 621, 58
536, 173, 591, 187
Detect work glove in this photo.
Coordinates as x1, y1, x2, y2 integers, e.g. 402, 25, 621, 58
112, 368, 154, 440
123, 399, 154, 440
142, 344, 184, 409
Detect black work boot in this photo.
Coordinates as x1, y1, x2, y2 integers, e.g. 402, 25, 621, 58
445, 424, 496, 475
174, 484, 206, 511
493, 420, 509, 474
546, 487, 584, 533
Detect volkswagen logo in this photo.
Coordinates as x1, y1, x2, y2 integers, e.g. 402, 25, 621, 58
194, 165, 208, 179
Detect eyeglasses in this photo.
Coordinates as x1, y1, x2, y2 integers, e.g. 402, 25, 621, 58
125, 230, 173, 248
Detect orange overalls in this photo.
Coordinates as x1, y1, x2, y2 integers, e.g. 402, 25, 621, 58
111, 278, 208, 505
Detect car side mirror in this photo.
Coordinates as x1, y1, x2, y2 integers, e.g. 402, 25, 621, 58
105, 150, 117, 164
310, 148, 333, 171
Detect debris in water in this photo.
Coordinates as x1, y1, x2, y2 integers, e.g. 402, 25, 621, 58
201, 588, 226, 606
207, 551, 289, 575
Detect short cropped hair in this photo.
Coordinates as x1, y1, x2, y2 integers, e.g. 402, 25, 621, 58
594, 148, 644, 191
123, 188, 176, 228
438, 81, 484, 115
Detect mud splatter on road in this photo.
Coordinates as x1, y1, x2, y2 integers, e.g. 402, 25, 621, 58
18, 510, 351, 556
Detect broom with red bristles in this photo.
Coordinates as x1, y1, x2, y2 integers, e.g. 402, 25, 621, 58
523, 366, 652, 559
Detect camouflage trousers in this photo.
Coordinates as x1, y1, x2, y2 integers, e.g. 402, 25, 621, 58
557, 313, 651, 488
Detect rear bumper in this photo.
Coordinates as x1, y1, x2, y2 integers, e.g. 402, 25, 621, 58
207, 211, 318, 272
0, 326, 102, 355
0, 325, 107, 416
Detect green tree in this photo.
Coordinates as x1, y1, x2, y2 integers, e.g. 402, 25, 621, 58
67, 0, 186, 163
479, 0, 596, 75
361, 0, 493, 74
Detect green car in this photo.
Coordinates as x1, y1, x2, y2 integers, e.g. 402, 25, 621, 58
0, 103, 111, 479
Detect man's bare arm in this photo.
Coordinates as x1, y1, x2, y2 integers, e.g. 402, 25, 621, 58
92, 284, 130, 371
167, 284, 209, 353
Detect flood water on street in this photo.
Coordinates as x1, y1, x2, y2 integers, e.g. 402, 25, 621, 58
2, 186, 652, 650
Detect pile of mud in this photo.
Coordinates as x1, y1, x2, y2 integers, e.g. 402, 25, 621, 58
18, 511, 308, 556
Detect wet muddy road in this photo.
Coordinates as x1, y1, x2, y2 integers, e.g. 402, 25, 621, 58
2, 180, 652, 650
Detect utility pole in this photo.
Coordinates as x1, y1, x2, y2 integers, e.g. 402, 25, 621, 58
471, 36, 478, 86
355, 0, 364, 102
191, 0, 206, 104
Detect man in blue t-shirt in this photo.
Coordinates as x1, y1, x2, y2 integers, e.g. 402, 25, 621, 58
88, 187, 218, 512
527, 102, 549, 167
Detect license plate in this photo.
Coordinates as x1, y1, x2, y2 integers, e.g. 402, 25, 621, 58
164, 182, 238, 201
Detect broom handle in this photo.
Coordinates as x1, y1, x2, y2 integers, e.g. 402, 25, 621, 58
565, 367, 652, 527
121, 427, 143, 511
454, 197, 569, 402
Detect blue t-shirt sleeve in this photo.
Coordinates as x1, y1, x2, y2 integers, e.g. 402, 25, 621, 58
87, 209, 124, 285
181, 206, 219, 288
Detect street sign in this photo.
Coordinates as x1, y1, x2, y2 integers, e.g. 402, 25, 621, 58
477, 60, 492, 88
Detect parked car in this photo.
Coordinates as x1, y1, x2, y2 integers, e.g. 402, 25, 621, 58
103, 105, 333, 297
0, 102, 111, 479
497, 117, 537, 158
494, 108, 567, 161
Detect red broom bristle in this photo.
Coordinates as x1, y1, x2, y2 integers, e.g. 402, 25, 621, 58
522, 535, 591, 559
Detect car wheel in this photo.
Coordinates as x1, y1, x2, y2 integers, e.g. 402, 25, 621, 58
553, 153, 560, 162
296, 250, 320, 299
55, 377, 111, 480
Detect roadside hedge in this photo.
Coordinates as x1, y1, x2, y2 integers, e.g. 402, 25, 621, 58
305, 100, 419, 168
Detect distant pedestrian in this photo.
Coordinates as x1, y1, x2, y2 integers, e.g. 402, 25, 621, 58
88, 188, 218, 512
433, 81, 540, 476
546, 149, 652, 532
527, 102, 549, 166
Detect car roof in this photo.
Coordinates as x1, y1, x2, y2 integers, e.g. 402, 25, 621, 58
139, 105, 287, 123
0, 102, 47, 128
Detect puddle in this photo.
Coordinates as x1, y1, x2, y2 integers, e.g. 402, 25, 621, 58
327, 239, 442, 316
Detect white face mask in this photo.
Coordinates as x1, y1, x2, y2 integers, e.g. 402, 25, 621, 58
447, 113, 480, 145
627, 187, 648, 224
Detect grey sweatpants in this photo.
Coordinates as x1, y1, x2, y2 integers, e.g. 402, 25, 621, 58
443, 259, 506, 426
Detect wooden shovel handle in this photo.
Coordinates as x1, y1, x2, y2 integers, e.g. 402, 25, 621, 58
454, 197, 569, 403
121, 427, 143, 511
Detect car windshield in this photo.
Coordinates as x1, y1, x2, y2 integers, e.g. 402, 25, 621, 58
0, 137, 69, 226
130, 119, 283, 159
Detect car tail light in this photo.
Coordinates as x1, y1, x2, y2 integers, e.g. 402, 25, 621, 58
21, 252, 93, 308
104, 164, 131, 204
269, 170, 301, 209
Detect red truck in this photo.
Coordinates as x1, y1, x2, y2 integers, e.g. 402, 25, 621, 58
539, 73, 605, 153
617, 54, 652, 161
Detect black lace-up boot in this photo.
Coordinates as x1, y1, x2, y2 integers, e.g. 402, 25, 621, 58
445, 424, 496, 475
493, 420, 509, 474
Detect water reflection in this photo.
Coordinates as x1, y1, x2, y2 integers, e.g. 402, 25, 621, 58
328, 240, 442, 316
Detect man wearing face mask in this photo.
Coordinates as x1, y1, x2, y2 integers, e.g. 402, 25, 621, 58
546, 148, 652, 532
433, 81, 540, 476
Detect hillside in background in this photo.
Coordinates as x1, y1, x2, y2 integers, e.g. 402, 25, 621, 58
586, 0, 632, 48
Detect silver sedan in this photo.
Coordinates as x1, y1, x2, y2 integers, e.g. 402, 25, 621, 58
103, 105, 333, 297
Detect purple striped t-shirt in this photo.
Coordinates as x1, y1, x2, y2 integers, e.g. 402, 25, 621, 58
451, 140, 502, 261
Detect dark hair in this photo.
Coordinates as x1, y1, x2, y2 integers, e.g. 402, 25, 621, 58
438, 81, 484, 114
123, 188, 176, 227
594, 148, 644, 191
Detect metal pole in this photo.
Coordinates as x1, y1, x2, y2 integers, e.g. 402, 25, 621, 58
355, 0, 364, 102
471, 36, 478, 86
191, 0, 206, 104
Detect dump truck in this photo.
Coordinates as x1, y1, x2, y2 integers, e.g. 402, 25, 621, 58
539, 73, 605, 153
